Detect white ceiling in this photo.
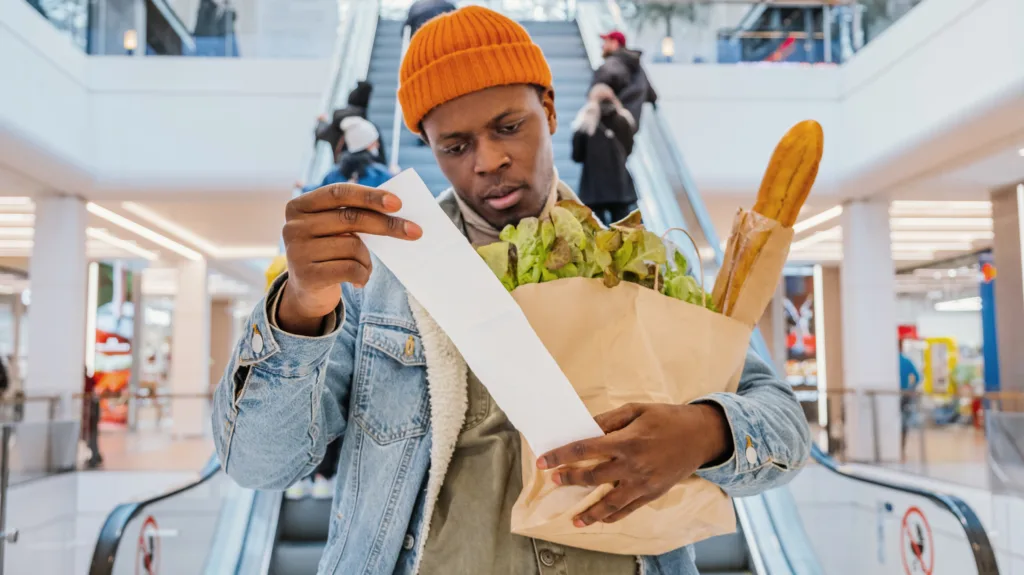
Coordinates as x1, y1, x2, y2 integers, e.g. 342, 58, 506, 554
126, 197, 287, 248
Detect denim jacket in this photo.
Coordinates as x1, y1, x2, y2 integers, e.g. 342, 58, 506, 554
212, 190, 811, 575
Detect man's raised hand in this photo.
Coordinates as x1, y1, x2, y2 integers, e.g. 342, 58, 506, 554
277, 183, 422, 335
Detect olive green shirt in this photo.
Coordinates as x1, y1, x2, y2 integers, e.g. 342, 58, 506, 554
418, 371, 637, 574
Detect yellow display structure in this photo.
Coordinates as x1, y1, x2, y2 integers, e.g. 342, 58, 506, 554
922, 337, 958, 396
265, 254, 288, 292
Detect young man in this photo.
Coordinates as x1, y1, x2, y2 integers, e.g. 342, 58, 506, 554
213, 7, 810, 575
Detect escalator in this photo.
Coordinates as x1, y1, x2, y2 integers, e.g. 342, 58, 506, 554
88, 3, 1001, 575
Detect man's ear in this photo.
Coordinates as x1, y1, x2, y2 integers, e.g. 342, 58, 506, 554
542, 88, 557, 135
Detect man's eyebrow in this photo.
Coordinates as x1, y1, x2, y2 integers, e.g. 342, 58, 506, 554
489, 109, 524, 125
437, 108, 526, 140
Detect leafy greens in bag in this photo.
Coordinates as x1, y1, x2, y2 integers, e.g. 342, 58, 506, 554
476, 201, 716, 311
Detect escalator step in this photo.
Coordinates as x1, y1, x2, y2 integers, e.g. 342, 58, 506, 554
270, 541, 326, 575
278, 497, 332, 542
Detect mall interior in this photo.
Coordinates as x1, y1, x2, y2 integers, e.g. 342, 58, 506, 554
1, 0, 1022, 573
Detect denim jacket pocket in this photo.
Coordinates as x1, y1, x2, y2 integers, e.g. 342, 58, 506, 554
352, 320, 431, 445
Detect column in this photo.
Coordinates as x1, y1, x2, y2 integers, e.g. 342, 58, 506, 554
170, 259, 210, 437
11, 294, 23, 391
839, 200, 901, 462
26, 196, 88, 417
128, 271, 145, 430
208, 299, 235, 395
820, 265, 846, 450
991, 184, 1024, 397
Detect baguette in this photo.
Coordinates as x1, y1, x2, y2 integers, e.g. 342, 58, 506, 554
716, 120, 823, 315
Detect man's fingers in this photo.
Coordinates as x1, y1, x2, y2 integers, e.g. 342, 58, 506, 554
553, 461, 622, 487
305, 235, 372, 267
574, 487, 640, 527
299, 208, 421, 240
593, 403, 644, 434
288, 183, 402, 215
538, 436, 617, 470
303, 259, 371, 288
601, 495, 655, 524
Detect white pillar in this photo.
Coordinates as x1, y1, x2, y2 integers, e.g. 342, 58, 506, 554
170, 259, 210, 437
839, 200, 901, 462
26, 196, 88, 416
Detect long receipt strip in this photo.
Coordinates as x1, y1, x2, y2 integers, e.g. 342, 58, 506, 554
360, 169, 603, 456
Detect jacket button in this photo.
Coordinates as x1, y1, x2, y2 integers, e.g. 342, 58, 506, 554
539, 548, 556, 567
403, 534, 415, 550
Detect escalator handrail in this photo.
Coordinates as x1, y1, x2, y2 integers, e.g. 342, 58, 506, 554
389, 25, 413, 173
88, 456, 222, 575
586, 2, 1000, 573
810, 443, 999, 573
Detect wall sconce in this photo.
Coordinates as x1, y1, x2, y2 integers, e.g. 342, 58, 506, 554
124, 29, 139, 55
661, 36, 675, 59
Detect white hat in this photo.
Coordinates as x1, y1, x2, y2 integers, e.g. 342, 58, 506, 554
339, 117, 379, 153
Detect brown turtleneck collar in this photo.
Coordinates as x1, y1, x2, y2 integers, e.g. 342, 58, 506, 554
453, 170, 576, 247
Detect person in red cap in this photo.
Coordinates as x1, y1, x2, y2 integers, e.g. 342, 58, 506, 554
594, 29, 658, 132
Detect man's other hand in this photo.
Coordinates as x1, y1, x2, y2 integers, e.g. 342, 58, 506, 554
537, 402, 732, 527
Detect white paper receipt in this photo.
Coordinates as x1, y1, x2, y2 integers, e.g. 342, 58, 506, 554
360, 169, 603, 456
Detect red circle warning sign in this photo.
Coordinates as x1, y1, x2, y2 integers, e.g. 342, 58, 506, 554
900, 506, 934, 575
136, 515, 160, 575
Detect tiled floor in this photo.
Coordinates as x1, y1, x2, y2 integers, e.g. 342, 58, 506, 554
90, 426, 213, 471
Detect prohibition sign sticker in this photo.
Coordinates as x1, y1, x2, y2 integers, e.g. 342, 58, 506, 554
900, 506, 934, 575
136, 515, 160, 575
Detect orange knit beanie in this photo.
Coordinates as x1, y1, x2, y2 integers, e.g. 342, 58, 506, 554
398, 6, 552, 134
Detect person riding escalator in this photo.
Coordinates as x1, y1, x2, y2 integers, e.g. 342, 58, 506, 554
571, 83, 637, 226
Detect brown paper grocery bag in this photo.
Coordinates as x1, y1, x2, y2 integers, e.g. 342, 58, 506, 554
508, 278, 747, 555
507, 217, 793, 555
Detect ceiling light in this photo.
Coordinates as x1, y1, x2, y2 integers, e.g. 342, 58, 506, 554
1018, 148, 1024, 157
0, 240, 33, 249
0, 197, 32, 206
793, 206, 843, 233
791, 226, 841, 251
890, 217, 992, 230
121, 202, 220, 253
87, 203, 202, 261
890, 231, 993, 242
891, 241, 975, 252
215, 246, 282, 259
934, 296, 982, 312
892, 250, 935, 261
0, 214, 34, 224
0, 228, 34, 238
121, 202, 278, 260
890, 201, 991, 218
86, 228, 158, 261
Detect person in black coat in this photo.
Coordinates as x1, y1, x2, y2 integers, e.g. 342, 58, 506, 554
593, 30, 658, 134
571, 83, 637, 226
